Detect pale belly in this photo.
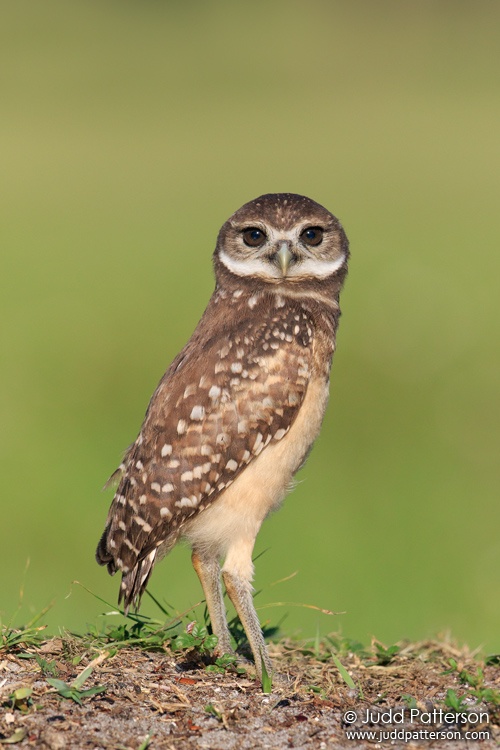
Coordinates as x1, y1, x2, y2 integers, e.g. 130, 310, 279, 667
183, 373, 330, 566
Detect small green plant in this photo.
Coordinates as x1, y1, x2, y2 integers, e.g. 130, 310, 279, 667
173, 622, 218, 654
459, 666, 484, 688
374, 642, 400, 666
401, 694, 418, 709
205, 703, 223, 721
444, 689, 469, 712
8, 687, 33, 713
35, 654, 58, 677
205, 652, 246, 675
442, 657, 458, 675
46, 663, 106, 705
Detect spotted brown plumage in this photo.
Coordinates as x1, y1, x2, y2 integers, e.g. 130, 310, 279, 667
96, 193, 349, 680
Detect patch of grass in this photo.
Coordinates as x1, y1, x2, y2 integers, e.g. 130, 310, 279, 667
444, 659, 500, 706
326, 634, 369, 660
0, 606, 52, 653
71, 582, 197, 654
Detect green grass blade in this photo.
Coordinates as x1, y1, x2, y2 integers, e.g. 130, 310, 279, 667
260, 656, 272, 694
331, 652, 356, 690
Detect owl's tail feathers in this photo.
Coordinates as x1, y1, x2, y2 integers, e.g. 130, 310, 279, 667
118, 550, 157, 614
95, 526, 157, 614
95, 526, 117, 575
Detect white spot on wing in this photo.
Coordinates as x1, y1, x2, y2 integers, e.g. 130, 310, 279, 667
176, 496, 197, 508
124, 539, 139, 553
253, 433, 263, 452
134, 516, 152, 533
190, 405, 205, 421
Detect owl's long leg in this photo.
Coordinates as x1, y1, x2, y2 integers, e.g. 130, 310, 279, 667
222, 540, 273, 681
191, 550, 233, 655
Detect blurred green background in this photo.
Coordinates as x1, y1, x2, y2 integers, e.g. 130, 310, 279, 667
1, 0, 499, 652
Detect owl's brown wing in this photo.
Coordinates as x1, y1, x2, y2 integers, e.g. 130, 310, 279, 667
96, 304, 314, 610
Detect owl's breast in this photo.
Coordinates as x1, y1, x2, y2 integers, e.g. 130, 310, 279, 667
183, 368, 330, 559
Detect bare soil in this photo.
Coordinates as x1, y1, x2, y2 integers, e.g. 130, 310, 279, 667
1, 635, 498, 749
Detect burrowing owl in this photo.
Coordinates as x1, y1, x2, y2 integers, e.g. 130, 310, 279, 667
96, 193, 349, 678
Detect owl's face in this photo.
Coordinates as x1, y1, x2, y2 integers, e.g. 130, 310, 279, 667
215, 193, 348, 285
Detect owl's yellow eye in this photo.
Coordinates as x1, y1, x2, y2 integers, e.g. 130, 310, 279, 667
301, 227, 323, 246
243, 228, 267, 247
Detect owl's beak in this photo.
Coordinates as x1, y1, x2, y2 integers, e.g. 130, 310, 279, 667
275, 242, 294, 276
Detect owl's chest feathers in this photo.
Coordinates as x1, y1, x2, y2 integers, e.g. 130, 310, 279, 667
183, 310, 334, 559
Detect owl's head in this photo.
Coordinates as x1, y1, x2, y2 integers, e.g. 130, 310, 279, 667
214, 193, 348, 286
